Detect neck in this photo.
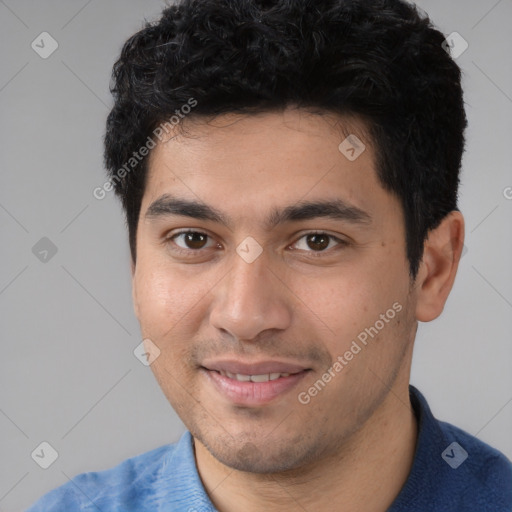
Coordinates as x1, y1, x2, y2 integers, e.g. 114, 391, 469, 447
194, 383, 418, 512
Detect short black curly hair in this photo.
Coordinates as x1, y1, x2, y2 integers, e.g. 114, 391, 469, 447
104, 0, 467, 279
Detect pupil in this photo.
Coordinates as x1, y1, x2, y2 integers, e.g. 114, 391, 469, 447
308, 234, 329, 251
186, 232, 206, 249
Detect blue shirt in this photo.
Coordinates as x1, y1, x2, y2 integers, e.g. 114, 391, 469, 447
26, 386, 512, 511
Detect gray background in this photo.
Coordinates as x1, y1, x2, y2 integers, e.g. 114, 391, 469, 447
0, 0, 511, 510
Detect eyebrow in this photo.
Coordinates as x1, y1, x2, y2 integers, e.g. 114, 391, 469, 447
145, 193, 372, 229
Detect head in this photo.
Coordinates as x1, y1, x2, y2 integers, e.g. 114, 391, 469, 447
104, 0, 466, 473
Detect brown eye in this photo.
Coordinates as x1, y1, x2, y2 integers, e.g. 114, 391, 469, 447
170, 231, 214, 252
292, 232, 348, 254
306, 234, 330, 251
182, 232, 208, 249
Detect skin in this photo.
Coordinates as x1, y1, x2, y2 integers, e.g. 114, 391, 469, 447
131, 107, 465, 511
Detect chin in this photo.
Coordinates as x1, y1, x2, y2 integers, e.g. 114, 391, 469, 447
194, 427, 324, 474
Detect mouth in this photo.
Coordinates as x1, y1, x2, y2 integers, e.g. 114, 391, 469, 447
200, 360, 311, 406
216, 369, 297, 382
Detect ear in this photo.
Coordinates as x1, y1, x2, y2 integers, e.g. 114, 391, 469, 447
131, 259, 140, 320
415, 210, 465, 322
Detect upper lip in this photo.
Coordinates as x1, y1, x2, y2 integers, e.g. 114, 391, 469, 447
202, 359, 310, 375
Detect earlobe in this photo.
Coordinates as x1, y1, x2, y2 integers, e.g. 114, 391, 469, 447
415, 211, 465, 322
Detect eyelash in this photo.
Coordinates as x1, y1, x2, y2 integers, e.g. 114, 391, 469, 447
165, 230, 349, 258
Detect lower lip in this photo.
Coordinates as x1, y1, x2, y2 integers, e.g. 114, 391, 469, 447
202, 368, 309, 406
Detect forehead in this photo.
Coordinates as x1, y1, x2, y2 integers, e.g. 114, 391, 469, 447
140, 109, 397, 227
150, 108, 372, 163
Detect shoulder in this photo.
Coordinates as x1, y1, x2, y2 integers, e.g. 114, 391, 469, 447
25, 443, 177, 511
437, 418, 512, 498
395, 386, 512, 512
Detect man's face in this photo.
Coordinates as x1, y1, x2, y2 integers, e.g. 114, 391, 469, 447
132, 109, 418, 473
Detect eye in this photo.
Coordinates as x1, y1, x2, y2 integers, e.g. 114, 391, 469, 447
165, 230, 349, 258
167, 230, 217, 253
291, 232, 348, 254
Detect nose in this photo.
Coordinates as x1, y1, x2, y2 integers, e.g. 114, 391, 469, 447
209, 250, 292, 342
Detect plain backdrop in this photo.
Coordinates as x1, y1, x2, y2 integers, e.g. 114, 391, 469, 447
1, 0, 511, 510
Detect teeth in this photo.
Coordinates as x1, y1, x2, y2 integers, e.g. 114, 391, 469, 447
250, 374, 269, 382
220, 371, 293, 382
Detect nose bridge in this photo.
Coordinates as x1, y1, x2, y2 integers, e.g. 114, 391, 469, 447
210, 249, 290, 340
229, 253, 268, 310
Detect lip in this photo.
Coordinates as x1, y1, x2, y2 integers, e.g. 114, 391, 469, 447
201, 359, 311, 406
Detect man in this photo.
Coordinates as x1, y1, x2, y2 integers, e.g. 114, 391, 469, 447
27, 0, 512, 510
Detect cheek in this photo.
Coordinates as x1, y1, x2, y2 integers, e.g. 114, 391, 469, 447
133, 255, 217, 341
295, 271, 383, 334
297, 261, 407, 354
133, 261, 188, 337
